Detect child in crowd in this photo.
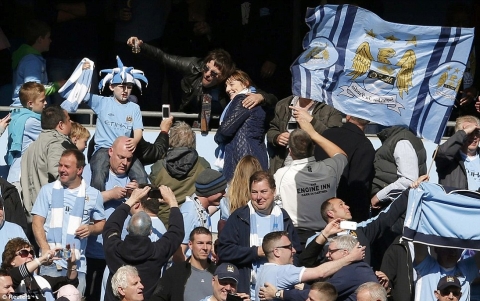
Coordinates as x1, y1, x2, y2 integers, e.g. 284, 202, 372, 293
61, 56, 148, 190
70, 121, 90, 152
6, 82, 46, 190
11, 20, 64, 107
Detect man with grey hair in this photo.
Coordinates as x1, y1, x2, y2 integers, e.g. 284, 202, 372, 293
126, 211, 152, 236
435, 115, 480, 190
103, 185, 184, 301
111, 265, 144, 301
261, 235, 376, 301
273, 117, 347, 245
149, 121, 210, 226
325, 236, 379, 300
256, 231, 365, 301
355, 282, 387, 301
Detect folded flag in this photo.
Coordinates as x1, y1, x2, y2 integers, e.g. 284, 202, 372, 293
291, 5, 474, 143
403, 182, 480, 250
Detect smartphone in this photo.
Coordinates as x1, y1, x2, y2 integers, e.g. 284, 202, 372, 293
138, 184, 162, 199
287, 121, 298, 131
340, 221, 358, 230
162, 104, 170, 120
226, 294, 244, 301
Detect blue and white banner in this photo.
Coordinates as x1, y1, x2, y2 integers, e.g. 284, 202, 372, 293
291, 5, 474, 143
403, 182, 480, 250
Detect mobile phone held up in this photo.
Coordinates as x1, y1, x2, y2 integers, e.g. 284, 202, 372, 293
138, 184, 162, 199
226, 294, 246, 301
340, 221, 357, 230
162, 104, 170, 120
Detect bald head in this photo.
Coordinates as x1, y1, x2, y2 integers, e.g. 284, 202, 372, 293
113, 136, 130, 149
109, 136, 134, 175
127, 211, 152, 236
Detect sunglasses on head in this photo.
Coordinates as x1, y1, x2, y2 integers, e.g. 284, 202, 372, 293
16, 249, 35, 258
440, 288, 461, 297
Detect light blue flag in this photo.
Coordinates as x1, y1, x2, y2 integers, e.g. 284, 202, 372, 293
291, 5, 474, 143
403, 182, 480, 250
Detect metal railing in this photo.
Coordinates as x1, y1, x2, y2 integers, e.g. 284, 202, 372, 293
0, 106, 456, 137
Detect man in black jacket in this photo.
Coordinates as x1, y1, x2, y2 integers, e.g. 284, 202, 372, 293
102, 185, 184, 301
126, 37, 278, 121
315, 115, 375, 222
150, 227, 216, 301
300, 189, 410, 270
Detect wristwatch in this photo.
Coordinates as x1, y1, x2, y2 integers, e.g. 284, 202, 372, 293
275, 290, 282, 298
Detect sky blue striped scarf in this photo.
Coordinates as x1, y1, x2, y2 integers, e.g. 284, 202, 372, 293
46, 180, 86, 258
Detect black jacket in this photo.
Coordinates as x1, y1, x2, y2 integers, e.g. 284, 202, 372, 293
136, 131, 169, 165
380, 236, 415, 301
0, 177, 27, 232
435, 129, 470, 190
9, 263, 78, 301
217, 205, 301, 294
149, 258, 217, 301
140, 43, 278, 115
300, 189, 410, 268
103, 204, 184, 301
87, 131, 168, 166
315, 122, 375, 222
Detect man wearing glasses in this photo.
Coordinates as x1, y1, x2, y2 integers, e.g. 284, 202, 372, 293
435, 276, 462, 301
255, 232, 366, 301
414, 243, 480, 301
217, 171, 300, 297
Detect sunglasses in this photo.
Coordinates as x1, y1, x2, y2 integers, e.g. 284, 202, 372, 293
275, 244, 293, 250
440, 289, 461, 297
203, 65, 220, 78
17, 249, 35, 258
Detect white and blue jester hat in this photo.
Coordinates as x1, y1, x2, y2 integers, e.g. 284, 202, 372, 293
98, 56, 148, 93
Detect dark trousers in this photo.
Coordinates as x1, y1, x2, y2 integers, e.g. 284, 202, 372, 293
85, 257, 106, 301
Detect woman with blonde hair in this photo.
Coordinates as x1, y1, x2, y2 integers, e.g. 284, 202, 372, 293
218, 155, 263, 234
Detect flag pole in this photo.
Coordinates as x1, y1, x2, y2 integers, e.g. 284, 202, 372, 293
427, 145, 439, 177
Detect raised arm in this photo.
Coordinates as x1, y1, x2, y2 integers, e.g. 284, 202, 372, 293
297, 114, 346, 158
413, 242, 428, 265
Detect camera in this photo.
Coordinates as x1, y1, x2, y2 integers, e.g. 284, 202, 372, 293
138, 184, 162, 199
55, 244, 71, 259
162, 104, 170, 120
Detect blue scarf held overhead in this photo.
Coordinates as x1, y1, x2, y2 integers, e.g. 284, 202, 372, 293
60, 58, 94, 112
403, 182, 480, 250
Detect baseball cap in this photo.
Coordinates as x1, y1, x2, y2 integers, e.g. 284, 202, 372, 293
437, 275, 461, 291
214, 263, 239, 283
